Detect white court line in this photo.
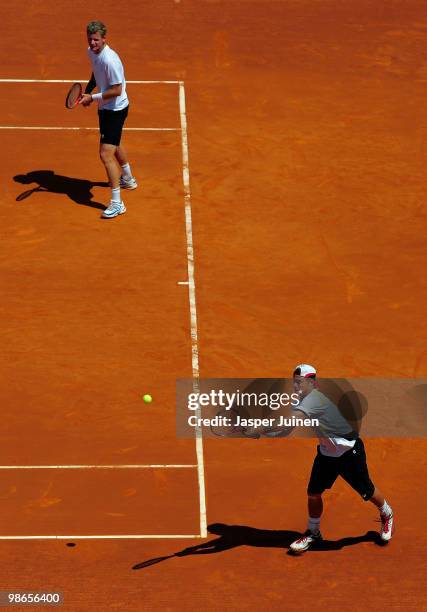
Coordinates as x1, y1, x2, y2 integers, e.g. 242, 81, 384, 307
0, 464, 196, 470
0, 126, 178, 131
0, 79, 179, 84
0, 535, 202, 540
178, 81, 207, 539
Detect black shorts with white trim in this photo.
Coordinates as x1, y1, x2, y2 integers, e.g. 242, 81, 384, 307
98, 105, 129, 146
307, 438, 375, 501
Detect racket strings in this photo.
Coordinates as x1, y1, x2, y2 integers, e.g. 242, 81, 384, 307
210, 407, 251, 437
65, 83, 82, 108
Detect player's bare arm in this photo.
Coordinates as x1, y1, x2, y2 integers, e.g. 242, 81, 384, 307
262, 409, 307, 438
80, 83, 122, 107
100, 83, 122, 99
240, 409, 306, 439
80, 82, 122, 106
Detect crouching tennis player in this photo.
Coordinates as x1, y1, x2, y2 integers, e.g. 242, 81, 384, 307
261, 364, 394, 553
80, 21, 137, 219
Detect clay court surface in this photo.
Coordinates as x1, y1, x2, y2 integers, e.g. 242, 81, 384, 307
1, 0, 426, 609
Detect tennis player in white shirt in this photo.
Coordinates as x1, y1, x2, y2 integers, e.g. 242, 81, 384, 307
263, 364, 395, 553
80, 21, 138, 219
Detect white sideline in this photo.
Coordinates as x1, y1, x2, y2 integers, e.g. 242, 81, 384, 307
0, 126, 178, 131
178, 82, 207, 539
0, 465, 196, 470
0, 79, 179, 84
0, 535, 202, 540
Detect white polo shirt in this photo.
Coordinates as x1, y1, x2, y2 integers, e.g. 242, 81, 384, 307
294, 389, 357, 457
87, 44, 129, 111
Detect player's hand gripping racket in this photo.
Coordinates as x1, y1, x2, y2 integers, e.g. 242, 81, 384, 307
65, 83, 83, 109
209, 407, 289, 439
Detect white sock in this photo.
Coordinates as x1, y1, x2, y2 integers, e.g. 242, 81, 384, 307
308, 516, 321, 534
111, 187, 121, 203
121, 163, 132, 180
379, 500, 392, 517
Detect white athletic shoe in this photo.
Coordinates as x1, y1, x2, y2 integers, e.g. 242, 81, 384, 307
119, 176, 138, 190
101, 200, 126, 219
379, 513, 394, 542
290, 530, 323, 553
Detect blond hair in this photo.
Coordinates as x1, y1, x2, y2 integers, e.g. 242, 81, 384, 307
86, 21, 107, 37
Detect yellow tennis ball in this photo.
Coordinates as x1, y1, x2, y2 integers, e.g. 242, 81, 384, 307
143, 394, 153, 403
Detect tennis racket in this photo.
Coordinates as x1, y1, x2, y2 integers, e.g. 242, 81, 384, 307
210, 407, 261, 438
65, 82, 83, 109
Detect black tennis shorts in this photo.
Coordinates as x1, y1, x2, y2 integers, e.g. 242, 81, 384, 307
98, 105, 129, 146
307, 438, 375, 501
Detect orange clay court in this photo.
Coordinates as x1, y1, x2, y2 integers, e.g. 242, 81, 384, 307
0, 1, 426, 610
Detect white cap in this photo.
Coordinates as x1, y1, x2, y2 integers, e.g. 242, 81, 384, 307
293, 364, 317, 377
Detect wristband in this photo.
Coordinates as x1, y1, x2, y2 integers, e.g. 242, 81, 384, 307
91, 92, 103, 101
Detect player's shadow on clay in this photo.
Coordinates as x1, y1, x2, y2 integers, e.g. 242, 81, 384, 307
13, 170, 108, 210
132, 523, 383, 569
